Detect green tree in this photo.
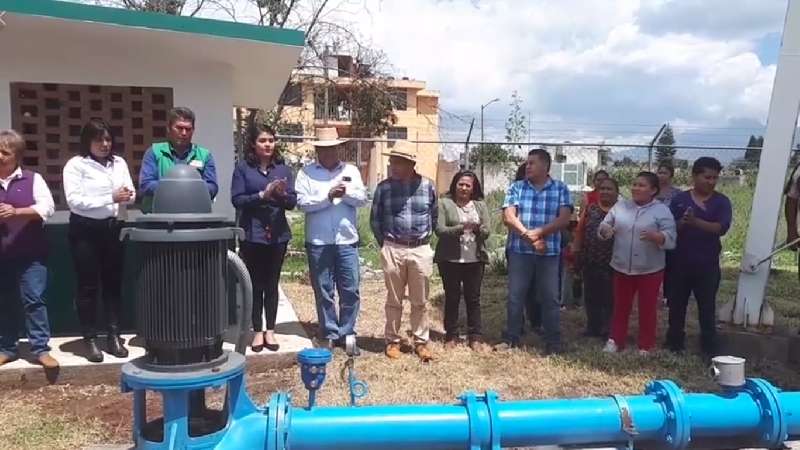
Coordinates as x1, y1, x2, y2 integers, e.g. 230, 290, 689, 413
505, 91, 527, 156
744, 135, 764, 164
655, 124, 676, 165
469, 143, 511, 167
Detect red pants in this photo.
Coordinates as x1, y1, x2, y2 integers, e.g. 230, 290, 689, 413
610, 271, 663, 351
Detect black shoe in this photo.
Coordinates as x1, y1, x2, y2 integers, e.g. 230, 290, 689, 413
106, 333, 129, 358
264, 342, 280, 352
84, 338, 104, 363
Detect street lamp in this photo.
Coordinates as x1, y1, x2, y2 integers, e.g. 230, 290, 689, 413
480, 97, 500, 183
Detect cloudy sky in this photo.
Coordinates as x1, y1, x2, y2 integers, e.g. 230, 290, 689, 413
352, 0, 793, 160
203, 0, 792, 160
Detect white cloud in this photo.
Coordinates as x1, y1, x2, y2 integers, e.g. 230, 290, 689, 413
347, 0, 785, 145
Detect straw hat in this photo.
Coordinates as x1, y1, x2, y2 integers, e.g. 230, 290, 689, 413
313, 127, 347, 147
383, 141, 417, 163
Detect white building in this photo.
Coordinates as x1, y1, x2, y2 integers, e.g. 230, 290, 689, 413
0, 0, 304, 218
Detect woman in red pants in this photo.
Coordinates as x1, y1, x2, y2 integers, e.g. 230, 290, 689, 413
598, 172, 676, 355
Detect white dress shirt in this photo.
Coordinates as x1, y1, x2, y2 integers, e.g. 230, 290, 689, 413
295, 161, 368, 245
63, 155, 136, 220
0, 167, 55, 222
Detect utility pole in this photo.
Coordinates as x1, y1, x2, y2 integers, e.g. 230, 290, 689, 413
648, 123, 668, 171
480, 97, 500, 183
464, 118, 475, 170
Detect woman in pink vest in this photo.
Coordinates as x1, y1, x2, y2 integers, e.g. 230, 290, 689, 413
0, 129, 57, 368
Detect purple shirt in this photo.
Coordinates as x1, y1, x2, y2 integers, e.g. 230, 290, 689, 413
669, 190, 732, 268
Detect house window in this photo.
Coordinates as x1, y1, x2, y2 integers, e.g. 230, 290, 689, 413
279, 123, 303, 142
279, 83, 303, 107
387, 127, 408, 140
390, 89, 407, 111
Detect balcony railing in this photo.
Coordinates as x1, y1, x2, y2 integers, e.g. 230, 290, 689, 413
314, 103, 352, 122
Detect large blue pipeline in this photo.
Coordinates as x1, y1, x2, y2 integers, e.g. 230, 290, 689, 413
121, 350, 800, 450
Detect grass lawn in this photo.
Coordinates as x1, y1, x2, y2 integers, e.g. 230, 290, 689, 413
2, 184, 800, 449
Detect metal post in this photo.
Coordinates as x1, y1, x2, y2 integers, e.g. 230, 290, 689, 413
480, 104, 485, 182
720, 0, 800, 327
479, 98, 499, 183
648, 123, 667, 171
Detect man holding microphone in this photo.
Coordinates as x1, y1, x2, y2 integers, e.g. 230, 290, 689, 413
295, 127, 368, 352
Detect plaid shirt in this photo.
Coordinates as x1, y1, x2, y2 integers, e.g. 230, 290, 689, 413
503, 177, 572, 256
370, 174, 437, 246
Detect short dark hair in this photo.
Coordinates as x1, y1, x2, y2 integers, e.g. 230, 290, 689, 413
514, 162, 526, 181
692, 156, 723, 175
637, 171, 660, 197
528, 148, 551, 171
593, 169, 610, 182
168, 107, 196, 127
448, 170, 484, 200
244, 122, 281, 165
79, 118, 115, 158
657, 162, 675, 177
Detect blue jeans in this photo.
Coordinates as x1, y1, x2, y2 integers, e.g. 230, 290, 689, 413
505, 252, 560, 346
0, 258, 51, 358
306, 244, 361, 340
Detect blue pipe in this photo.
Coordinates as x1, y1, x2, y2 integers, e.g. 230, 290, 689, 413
123, 352, 800, 450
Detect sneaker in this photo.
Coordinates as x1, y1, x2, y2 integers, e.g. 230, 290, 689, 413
638, 349, 651, 356
385, 343, 402, 359
37, 353, 59, 369
602, 339, 618, 353
414, 343, 433, 362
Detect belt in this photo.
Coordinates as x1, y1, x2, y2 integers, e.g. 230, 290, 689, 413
385, 236, 430, 247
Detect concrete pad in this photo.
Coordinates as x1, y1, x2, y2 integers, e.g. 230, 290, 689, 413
716, 327, 792, 364
0, 286, 312, 385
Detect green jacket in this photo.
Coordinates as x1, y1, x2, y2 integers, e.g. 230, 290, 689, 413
140, 142, 213, 213
434, 196, 491, 263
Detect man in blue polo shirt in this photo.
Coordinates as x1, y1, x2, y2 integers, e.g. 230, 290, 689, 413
499, 148, 572, 354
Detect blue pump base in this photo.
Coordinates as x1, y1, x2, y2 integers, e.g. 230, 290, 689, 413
121, 351, 258, 450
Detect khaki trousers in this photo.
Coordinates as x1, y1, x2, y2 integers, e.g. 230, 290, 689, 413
380, 242, 434, 344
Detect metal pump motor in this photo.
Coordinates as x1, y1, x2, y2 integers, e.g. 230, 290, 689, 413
120, 165, 252, 446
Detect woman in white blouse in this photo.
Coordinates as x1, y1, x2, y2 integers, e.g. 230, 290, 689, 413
62, 119, 135, 363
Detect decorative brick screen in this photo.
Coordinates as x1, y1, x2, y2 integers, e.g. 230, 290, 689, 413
10, 82, 174, 209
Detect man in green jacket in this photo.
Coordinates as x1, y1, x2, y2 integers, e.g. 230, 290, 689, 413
138, 107, 218, 212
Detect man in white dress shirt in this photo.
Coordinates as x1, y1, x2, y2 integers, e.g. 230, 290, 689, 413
295, 127, 368, 352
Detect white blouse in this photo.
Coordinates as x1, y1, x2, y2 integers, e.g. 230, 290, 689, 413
63, 155, 136, 220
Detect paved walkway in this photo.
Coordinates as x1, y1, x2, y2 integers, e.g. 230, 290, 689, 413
0, 286, 311, 375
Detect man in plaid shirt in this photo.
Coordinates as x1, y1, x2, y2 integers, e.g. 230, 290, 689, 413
371, 144, 437, 362
499, 149, 572, 354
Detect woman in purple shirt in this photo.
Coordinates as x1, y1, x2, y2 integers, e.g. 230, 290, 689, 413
231, 122, 297, 352
666, 157, 732, 356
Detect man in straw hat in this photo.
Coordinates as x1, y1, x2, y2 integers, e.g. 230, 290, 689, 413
295, 127, 368, 353
370, 142, 437, 362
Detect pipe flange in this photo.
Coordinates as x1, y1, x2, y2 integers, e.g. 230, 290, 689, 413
483, 391, 501, 450
745, 378, 787, 448
266, 392, 291, 450
645, 380, 690, 449
275, 392, 291, 450
459, 391, 483, 450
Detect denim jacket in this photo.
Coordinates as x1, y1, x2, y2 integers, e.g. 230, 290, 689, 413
598, 198, 676, 275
